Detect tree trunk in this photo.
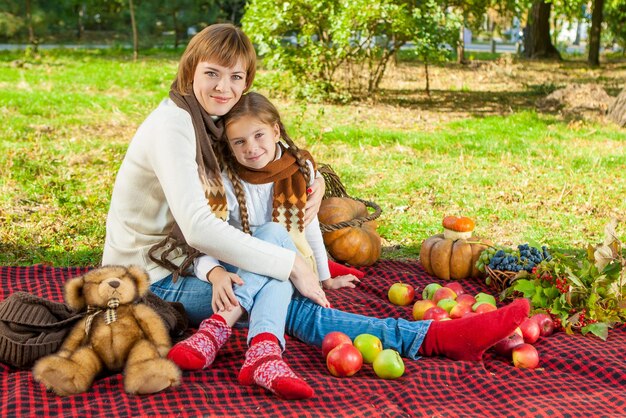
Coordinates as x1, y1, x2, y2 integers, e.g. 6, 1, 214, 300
128, 0, 139, 61
25, 0, 38, 52
172, 11, 180, 49
457, 24, 465, 64
525, 0, 561, 60
76, 2, 85, 40
607, 88, 626, 127
588, 0, 604, 67
424, 61, 430, 97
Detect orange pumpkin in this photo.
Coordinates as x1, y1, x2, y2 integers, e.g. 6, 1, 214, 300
419, 234, 491, 280
318, 197, 381, 267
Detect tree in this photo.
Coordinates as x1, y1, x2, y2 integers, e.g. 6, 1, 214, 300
128, 0, 138, 60
447, 0, 491, 63
604, 0, 626, 53
587, 0, 605, 66
243, 0, 458, 99
524, 0, 562, 59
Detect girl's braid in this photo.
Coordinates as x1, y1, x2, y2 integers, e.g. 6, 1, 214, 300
215, 139, 252, 234
278, 121, 311, 186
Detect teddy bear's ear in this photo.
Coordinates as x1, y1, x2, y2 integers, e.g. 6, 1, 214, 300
64, 275, 87, 311
127, 265, 150, 297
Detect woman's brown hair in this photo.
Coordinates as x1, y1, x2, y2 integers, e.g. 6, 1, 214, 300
174, 23, 256, 95
218, 92, 312, 234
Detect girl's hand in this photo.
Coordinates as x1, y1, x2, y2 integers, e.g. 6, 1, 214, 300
208, 267, 244, 313
290, 254, 330, 308
322, 274, 361, 290
304, 176, 325, 226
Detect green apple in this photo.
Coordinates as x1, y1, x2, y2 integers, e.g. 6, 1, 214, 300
436, 298, 458, 313
373, 349, 405, 379
474, 292, 497, 307
422, 283, 442, 300
353, 333, 383, 364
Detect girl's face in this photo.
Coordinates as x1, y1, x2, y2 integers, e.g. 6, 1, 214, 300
226, 114, 281, 170
192, 60, 247, 116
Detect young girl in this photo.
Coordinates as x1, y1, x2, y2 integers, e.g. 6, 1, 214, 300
105, 22, 530, 402
167, 92, 359, 400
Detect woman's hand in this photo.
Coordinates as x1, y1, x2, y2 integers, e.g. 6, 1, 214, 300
290, 254, 330, 308
208, 267, 244, 313
304, 176, 325, 226
322, 274, 361, 290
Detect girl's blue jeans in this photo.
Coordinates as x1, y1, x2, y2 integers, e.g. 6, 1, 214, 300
150, 223, 430, 359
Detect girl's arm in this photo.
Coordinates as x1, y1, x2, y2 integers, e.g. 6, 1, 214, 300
305, 215, 360, 291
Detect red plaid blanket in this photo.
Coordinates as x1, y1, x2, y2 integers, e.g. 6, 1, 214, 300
1, 262, 625, 417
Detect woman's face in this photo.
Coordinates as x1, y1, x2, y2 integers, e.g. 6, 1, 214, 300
226, 115, 281, 170
192, 60, 247, 116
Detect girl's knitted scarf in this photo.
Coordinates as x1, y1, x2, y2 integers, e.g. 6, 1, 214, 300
148, 83, 229, 281
233, 144, 317, 274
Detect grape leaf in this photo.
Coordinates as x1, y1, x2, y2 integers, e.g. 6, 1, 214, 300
581, 322, 609, 341
513, 279, 536, 297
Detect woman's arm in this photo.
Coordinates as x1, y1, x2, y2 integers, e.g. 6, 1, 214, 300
148, 109, 296, 280
303, 175, 325, 226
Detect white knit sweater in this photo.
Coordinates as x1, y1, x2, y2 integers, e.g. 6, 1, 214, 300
102, 98, 295, 283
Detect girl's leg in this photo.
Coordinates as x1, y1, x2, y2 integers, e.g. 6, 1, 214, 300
286, 296, 429, 360
236, 223, 313, 399
285, 296, 530, 361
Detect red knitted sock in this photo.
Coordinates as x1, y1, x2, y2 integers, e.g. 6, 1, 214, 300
418, 298, 530, 361
167, 314, 231, 370
238, 333, 314, 400
328, 260, 365, 279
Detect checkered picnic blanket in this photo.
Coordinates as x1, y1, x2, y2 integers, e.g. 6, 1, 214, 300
1, 262, 625, 417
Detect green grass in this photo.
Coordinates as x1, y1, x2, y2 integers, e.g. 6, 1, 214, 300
1, 49, 625, 266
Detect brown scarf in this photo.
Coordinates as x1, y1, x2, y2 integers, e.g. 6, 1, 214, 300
148, 82, 229, 281
233, 144, 318, 274
235, 144, 313, 234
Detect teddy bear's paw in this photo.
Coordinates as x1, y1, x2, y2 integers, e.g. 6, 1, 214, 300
33, 357, 92, 396
124, 358, 181, 395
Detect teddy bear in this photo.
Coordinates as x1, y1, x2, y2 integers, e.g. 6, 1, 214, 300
32, 265, 181, 396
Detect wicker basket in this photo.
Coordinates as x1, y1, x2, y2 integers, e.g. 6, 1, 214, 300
318, 164, 382, 233
485, 266, 519, 294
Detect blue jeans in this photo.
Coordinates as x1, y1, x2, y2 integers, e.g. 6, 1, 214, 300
150, 223, 431, 359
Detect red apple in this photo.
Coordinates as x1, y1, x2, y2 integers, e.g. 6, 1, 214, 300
492, 332, 525, 357
512, 343, 540, 369
531, 313, 555, 337
388, 282, 415, 306
519, 318, 541, 344
412, 299, 437, 320
322, 331, 352, 359
449, 302, 472, 319
473, 302, 497, 314
372, 349, 405, 379
423, 306, 450, 321
456, 294, 477, 307
444, 282, 465, 296
462, 311, 479, 318
432, 287, 457, 303
326, 343, 363, 377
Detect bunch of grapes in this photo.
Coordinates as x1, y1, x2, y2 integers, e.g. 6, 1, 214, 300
476, 244, 552, 273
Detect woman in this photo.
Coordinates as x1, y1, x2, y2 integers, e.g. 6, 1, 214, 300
102, 23, 530, 397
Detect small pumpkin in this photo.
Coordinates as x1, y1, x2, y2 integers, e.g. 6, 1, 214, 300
318, 197, 381, 267
419, 234, 491, 280
442, 215, 475, 240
